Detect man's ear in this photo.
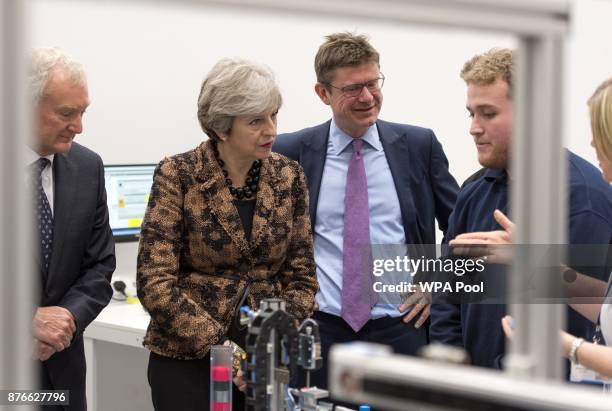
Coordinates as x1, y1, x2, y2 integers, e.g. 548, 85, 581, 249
314, 83, 331, 106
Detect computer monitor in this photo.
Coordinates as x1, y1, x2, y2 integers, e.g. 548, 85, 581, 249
104, 164, 156, 242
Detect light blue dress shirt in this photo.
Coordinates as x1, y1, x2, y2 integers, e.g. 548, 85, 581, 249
314, 119, 407, 319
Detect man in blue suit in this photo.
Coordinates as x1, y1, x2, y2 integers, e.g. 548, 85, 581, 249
273, 32, 459, 391
29, 48, 115, 410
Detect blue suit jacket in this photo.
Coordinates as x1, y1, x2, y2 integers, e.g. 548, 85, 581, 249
273, 119, 459, 246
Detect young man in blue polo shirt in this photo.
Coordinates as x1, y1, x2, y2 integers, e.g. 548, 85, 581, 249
429, 48, 612, 369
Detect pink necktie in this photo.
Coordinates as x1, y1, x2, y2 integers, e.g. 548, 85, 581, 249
341, 139, 375, 332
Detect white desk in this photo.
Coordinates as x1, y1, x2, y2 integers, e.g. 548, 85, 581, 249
84, 302, 152, 411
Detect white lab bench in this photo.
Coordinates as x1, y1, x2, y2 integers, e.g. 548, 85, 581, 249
84, 301, 152, 411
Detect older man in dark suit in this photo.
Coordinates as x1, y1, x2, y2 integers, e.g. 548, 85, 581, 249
29, 48, 115, 411
273, 32, 459, 391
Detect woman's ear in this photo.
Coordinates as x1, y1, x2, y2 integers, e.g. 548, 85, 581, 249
214, 130, 228, 142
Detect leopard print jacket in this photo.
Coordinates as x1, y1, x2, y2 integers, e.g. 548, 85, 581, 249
137, 140, 318, 359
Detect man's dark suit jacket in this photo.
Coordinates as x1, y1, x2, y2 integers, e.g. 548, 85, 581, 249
274, 119, 459, 246
274, 119, 458, 353
39, 142, 115, 411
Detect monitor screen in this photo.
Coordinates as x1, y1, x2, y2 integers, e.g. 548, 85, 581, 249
104, 164, 156, 242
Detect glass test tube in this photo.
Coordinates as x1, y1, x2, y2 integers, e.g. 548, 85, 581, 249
210, 345, 233, 411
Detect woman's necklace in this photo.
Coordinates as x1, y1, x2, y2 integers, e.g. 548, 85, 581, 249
212, 142, 260, 200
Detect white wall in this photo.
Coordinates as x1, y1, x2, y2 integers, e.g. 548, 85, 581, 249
30, 0, 612, 281
565, 0, 612, 165
30, 0, 518, 184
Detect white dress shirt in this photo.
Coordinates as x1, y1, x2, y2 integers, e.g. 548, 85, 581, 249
27, 148, 55, 215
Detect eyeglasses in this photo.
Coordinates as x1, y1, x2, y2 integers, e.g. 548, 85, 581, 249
325, 74, 385, 97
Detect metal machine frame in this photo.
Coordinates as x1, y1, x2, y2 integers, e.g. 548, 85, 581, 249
329, 343, 611, 411
242, 299, 329, 411
1, 0, 35, 401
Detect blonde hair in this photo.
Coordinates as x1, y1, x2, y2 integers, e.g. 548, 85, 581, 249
588, 77, 612, 161
460, 48, 514, 96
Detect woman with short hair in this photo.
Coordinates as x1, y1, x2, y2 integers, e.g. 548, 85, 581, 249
137, 58, 317, 411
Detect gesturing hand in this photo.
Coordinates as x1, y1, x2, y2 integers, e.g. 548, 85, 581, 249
449, 209, 515, 264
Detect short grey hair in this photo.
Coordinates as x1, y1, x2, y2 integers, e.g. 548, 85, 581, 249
29, 47, 87, 103
197, 58, 282, 141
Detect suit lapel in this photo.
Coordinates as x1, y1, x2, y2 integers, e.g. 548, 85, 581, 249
46, 153, 77, 288
377, 120, 419, 243
199, 142, 251, 259
298, 121, 330, 229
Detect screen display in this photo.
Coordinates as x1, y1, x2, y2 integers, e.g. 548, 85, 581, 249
104, 164, 156, 241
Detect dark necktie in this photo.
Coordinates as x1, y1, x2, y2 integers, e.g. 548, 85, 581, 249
34, 158, 54, 274
341, 139, 375, 332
